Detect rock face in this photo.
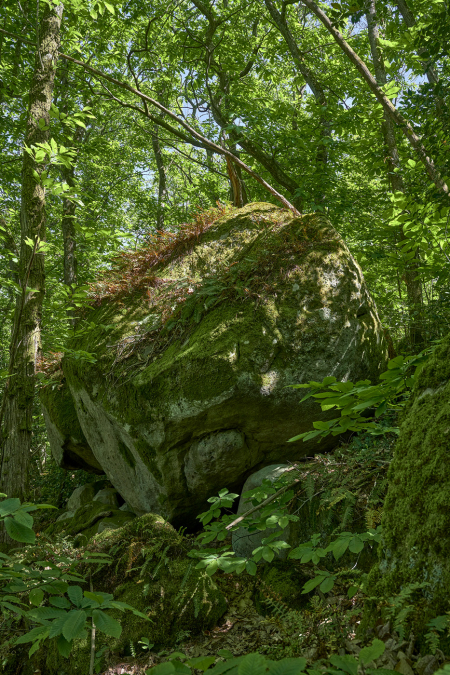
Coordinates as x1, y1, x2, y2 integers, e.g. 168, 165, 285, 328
371, 333, 450, 622
41, 203, 387, 527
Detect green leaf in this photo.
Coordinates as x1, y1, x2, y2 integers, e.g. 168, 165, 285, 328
347, 585, 358, 598
359, 638, 386, 665
67, 585, 83, 608
187, 656, 216, 671
146, 663, 176, 675
49, 615, 68, 638
329, 655, 358, 675
14, 508, 34, 529
238, 653, 267, 675
331, 537, 350, 560
92, 609, 122, 638
0, 497, 21, 515
29, 588, 44, 606
218, 650, 234, 658
50, 596, 71, 609
15, 625, 48, 644
302, 576, 326, 594
320, 576, 335, 593
57, 635, 73, 658
4, 517, 35, 543
268, 657, 307, 674
246, 560, 257, 575
62, 609, 87, 641
28, 606, 66, 621
348, 537, 364, 554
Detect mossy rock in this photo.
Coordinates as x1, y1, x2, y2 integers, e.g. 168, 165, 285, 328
367, 334, 450, 634
45, 500, 135, 544
41, 202, 387, 527
32, 514, 227, 675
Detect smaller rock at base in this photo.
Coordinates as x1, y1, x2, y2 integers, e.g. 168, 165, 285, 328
119, 502, 135, 514
395, 658, 414, 675
93, 487, 119, 508
67, 484, 96, 511
232, 464, 292, 560
56, 510, 75, 523
97, 512, 135, 533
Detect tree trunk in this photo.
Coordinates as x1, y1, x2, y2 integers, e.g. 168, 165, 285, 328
263, 0, 330, 205
151, 128, 168, 230
0, 3, 63, 506
366, 0, 423, 348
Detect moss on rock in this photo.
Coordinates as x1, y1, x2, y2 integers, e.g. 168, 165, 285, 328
34, 514, 227, 675
42, 203, 387, 527
367, 334, 450, 632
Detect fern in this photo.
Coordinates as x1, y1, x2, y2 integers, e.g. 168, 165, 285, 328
305, 475, 315, 501
261, 596, 291, 621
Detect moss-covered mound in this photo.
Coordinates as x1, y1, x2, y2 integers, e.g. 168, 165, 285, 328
45, 500, 135, 544
33, 514, 227, 675
41, 202, 387, 527
370, 334, 450, 628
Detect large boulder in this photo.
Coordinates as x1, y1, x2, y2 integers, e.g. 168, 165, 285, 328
41, 203, 387, 527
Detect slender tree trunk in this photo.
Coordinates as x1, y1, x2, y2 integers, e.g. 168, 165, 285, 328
366, 0, 423, 348
0, 3, 63, 507
263, 0, 330, 204
299, 0, 450, 200
221, 132, 248, 207
58, 68, 82, 292
151, 128, 168, 230
61, 163, 78, 287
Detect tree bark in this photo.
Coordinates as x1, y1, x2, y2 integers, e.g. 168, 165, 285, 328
151, 128, 168, 230
366, 0, 423, 347
299, 0, 450, 200
0, 3, 63, 506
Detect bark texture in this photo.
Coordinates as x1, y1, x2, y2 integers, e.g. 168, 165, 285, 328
151, 128, 168, 230
0, 3, 63, 504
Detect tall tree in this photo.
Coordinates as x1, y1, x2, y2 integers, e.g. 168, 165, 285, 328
366, 0, 423, 347
0, 2, 63, 504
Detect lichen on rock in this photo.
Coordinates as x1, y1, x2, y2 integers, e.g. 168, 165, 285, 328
41, 202, 387, 527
